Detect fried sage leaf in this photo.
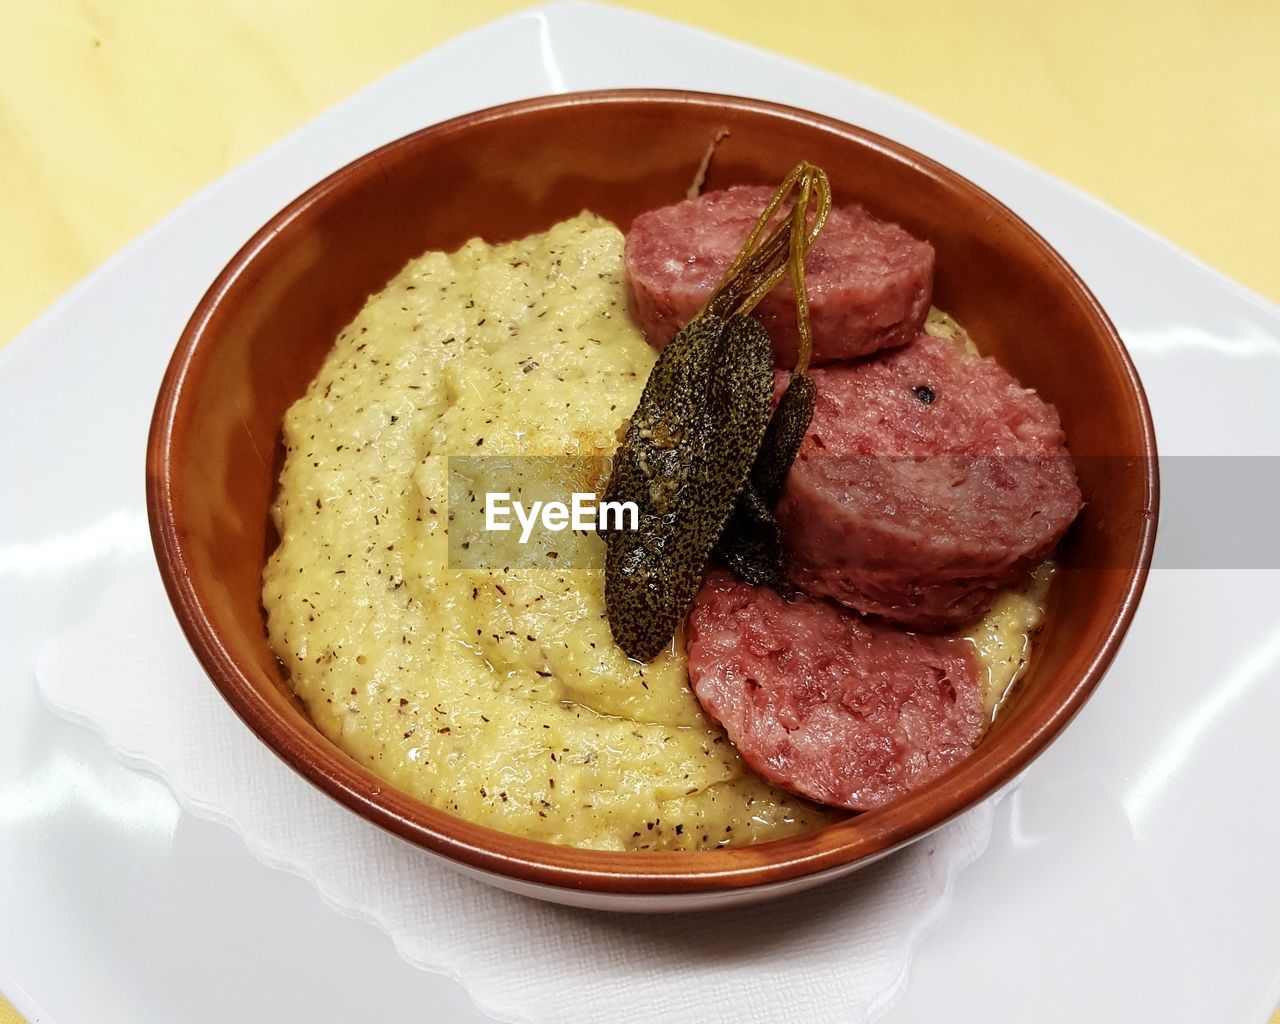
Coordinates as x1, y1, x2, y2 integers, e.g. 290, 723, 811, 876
603, 313, 774, 662
713, 165, 826, 589
604, 162, 831, 660
715, 485, 784, 587
752, 371, 818, 505
715, 369, 817, 586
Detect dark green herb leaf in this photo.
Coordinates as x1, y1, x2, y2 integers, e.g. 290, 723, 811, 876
715, 369, 817, 585
603, 313, 774, 661
752, 369, 817, 507
604, 162, 831, 659
715, 485, 784, 587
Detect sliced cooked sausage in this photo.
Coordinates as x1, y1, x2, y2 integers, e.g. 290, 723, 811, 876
625, 186, 934, 367
686, 571, 984, 810
777, 332, 1082, 629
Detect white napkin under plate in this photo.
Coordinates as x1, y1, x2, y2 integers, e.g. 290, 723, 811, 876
37, 557, 997, 1024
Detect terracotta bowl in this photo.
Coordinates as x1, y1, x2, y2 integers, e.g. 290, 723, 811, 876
147, 91, 1157, 911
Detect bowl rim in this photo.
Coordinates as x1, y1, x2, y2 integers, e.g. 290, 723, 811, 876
147, 88, 1159, 895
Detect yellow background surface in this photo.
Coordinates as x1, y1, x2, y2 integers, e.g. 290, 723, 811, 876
0, 0, 1277, 1019
1, 0, 1277, 353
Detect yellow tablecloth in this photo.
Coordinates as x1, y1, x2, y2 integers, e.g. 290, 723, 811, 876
1, 1, 1277, 1019
1, 0, 1276, 353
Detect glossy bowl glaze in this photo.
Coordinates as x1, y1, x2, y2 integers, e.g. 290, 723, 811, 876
147, 90, 1157, 911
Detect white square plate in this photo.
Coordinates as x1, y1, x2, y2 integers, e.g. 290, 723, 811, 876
2, 4, 1278, 1022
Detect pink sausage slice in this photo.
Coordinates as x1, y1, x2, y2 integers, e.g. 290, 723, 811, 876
777, 333, 1083, 629
686, 571, 985, 811
625, 186, 934, 367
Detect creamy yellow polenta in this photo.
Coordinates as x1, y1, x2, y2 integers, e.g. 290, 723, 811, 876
263, 213, 1048, 851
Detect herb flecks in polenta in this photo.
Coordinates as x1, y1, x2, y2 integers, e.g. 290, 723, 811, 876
262, 214, 836, 851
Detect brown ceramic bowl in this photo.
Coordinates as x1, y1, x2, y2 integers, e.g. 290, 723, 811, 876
147, 90, 1157, 911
